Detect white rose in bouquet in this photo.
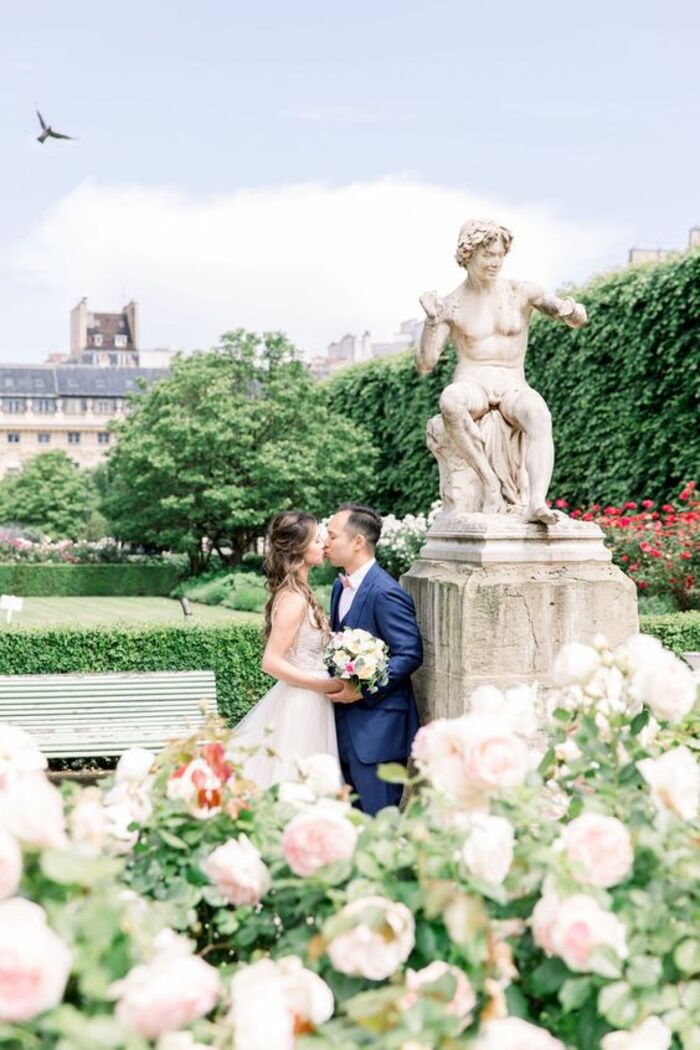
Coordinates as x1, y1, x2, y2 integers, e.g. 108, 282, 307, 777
325, 895, 415, 980
461, 812, 515, 885
0, 898, 72, 1022
474, 1016, 565, 1049
561, 812, 633, 888
601, 1016, 672, 1050
201, 834, 271, 906
0, 827, 21, 900
324, 628, 389, 694
0, 724, 47, 788
638, 746, 699, 820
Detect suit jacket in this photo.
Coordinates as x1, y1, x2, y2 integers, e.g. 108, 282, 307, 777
330, 562, 422, 765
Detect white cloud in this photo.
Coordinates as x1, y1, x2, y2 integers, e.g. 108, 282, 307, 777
298, 105, 382, 124
9, 176, 623, 358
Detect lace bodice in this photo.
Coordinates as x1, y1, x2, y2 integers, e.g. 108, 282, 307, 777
287, 607, 329, 677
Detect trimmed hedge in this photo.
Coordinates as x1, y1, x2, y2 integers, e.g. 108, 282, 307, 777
0, 623, 270, 723
640, 611, 700, 656
326, 251, 700, 512
0, 563, 180, 597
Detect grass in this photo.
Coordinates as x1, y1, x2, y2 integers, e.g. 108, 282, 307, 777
0, 597, 261, 628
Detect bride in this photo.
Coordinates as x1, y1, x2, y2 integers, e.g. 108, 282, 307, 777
232, 510, 343, 788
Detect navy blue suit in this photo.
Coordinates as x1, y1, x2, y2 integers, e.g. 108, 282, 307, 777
330, 562, 422, 815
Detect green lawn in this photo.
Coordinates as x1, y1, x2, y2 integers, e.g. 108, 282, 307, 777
1, 597, 261, 628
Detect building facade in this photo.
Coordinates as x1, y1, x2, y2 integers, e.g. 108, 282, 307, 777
310, 319, 424, 378
628, 226, 700, 266
0, 366, 168, 477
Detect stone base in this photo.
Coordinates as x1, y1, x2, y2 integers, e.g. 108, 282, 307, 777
402, 515, 639, 723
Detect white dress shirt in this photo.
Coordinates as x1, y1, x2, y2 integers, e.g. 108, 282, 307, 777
338, 557, 376, 622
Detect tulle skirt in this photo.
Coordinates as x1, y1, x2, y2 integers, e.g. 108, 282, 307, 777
232, 678, 339, 789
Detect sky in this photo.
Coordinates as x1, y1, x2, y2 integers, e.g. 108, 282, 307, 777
0, 0, 698, 362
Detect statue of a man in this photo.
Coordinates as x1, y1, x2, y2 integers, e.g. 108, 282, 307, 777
417, 219, 587, 526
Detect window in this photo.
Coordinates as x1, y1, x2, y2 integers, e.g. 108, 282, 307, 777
94, 399, 115, 414
98, 432, 110, 444
108, 354, 118, 367
63, 398, 87, 413
114, 334, 127, 348
34, 398, 55, 413
67, 432, 80, 444
93, 334, 103, 347
2, 398, 26, 413
7, 432, 20, 443
38, 432, 51, 445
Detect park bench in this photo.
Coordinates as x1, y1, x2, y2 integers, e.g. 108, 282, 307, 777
0, 670, 215, 757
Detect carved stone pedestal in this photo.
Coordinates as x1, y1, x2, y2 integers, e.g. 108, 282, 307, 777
402, 512, 639, 723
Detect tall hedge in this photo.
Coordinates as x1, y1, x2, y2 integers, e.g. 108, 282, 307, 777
0, 623, 269, 723
0, 563, 180, 597
326, 252, 700, 513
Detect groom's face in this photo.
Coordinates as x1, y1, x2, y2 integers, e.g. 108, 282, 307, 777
324, 510, 356, 568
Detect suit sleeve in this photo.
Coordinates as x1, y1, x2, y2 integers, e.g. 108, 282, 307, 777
361, 585, 423, 707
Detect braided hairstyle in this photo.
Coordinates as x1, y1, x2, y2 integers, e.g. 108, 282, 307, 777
263, 511, 328, 640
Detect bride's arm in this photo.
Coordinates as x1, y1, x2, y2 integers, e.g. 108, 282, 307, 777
261, 591, 341, 694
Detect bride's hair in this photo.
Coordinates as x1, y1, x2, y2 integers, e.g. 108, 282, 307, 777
263, 511, 328, 639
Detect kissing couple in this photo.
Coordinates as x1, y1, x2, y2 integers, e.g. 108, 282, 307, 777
233, 503, 423, 815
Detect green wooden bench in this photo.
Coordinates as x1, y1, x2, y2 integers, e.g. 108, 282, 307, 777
0, 670, 215, 757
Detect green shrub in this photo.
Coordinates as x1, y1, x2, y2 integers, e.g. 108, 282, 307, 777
0, 622, 269, 723
223, 580, 266, 613
640, 611, 700, 655
326, 251, 700, 511
0, 563, 180, 597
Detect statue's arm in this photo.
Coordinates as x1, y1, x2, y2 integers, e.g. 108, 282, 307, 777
416, 291, 451, 375
526, 284, 588, 329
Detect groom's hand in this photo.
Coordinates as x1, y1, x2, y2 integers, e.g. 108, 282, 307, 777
331, 681, 362, 703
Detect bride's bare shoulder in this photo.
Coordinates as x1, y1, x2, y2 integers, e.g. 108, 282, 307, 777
270, 588, 308, 626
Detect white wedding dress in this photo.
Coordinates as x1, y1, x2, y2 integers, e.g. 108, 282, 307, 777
232, 605, 340, 789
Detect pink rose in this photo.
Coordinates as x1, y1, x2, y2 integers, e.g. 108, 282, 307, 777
0, 898, 72, 1022
562, 812, 633, 888
0, 724, 47, 788
325, 895, 415, 980
201, 835, 271, 906
0, 828, 21, 900
474, 1017, 565, 1050
345, 662, 356, 674
462, 717, 530, 792
530, 891, 560, 956
404, 961, 476, 1021
0, 772, 67, 849
112, 946, 220, 1039
282, 803, 358, 877
638, 746, 699, 821
548, 894, 628, 975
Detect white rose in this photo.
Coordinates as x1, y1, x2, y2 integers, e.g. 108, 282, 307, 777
404, 960, 476, 1020
103, 802, 140, 854
227, 956, 333, 1049
461, 715, 531, 792
601, 1016, 672, 1050
111, 949, 220, 1039
549, 894, 628, 975
639, 654, 697, 723
326, 895, 415, 980
552, 642, 601, 687
69, 787, 108, 856
0, 772, 67, 848
201, 835, 271, 906
276, 955, 334, 1026
0, 828, 21, 899
156, 1034, 211, 1050
461, 813, 514, 885
115, 747, 156, 783
0, 898, 72, 1021
0, 724, 47, 788
638, 746, 699, 820
469, 684, 538, 738
277, 780, 317, 808
474, 1016, 565, 1049
296, 753, 343, 797
530, 890, 561, 956
561, 812, 633, 888
104, 780, 153, 824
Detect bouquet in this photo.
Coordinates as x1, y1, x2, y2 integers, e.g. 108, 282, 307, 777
324, 628, 390, 694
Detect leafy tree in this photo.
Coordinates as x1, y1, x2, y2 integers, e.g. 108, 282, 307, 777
103, 330, 378, 572
0, 451, 98, 539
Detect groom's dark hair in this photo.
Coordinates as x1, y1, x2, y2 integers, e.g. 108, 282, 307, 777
337, 502, 382, 550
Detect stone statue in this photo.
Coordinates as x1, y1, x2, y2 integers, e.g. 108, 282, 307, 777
417, 218, 587, 525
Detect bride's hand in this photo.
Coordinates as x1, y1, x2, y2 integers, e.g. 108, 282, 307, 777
321, 678, 345, 694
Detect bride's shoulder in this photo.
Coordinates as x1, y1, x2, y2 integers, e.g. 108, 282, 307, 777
270, 588, 308, 626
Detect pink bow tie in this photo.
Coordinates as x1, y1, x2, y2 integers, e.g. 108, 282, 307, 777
340, 574, 352, 589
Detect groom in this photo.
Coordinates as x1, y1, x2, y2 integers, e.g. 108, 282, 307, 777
325, 503, 422, 815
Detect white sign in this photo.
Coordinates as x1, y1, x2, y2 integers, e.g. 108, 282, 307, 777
0, 594, 23, 623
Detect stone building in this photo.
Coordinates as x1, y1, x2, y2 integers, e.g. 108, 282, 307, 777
628, 225, 700, 265
0, 366, 168, 477
310, 319, 423, 378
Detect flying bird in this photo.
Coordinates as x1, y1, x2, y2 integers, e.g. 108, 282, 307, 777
36, 110, 74, 144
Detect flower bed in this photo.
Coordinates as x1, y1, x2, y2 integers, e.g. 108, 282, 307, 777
0, 632, 698, 1048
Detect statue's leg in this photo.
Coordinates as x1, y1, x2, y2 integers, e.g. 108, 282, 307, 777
439, 383, 505, 512
502, 388, 558, 525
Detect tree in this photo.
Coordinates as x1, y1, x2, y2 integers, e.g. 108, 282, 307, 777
103, 330, 378, 572
0, 451, 98, 539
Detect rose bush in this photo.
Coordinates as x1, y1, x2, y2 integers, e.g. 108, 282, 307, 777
0, 632, 697, 1048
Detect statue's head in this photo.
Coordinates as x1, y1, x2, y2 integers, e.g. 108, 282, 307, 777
455, 219, 513, 272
